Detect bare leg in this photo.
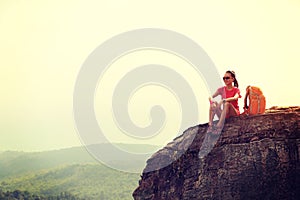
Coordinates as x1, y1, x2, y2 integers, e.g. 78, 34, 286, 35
215, 106, 222, 119
209, 102, 223, 126
209, 109, 214, 126
209, 102, 218, 126
216, 102, 238, 128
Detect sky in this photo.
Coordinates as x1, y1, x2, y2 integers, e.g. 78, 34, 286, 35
0, 0, 299, 152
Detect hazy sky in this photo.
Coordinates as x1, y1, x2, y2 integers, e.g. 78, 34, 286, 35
1, 0, 299, 151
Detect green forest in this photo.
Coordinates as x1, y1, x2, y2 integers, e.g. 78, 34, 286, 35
0, 144, 158, 200
0, 189, 80, 200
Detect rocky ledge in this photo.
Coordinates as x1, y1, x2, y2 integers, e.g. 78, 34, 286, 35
133, 106, 300, 200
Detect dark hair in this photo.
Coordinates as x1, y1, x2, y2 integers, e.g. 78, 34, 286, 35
226, 70, 239, 88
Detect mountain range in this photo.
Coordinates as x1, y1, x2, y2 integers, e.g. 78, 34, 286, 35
0, 143, 159, 200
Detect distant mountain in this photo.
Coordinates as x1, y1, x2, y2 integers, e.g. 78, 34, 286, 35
0, 143, 160, 200
0, 146, 95, 180
0, 163, 139, 200
0, 143, 160, 179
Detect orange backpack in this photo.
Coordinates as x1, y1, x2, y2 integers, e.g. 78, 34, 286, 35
243, 86, 266, 115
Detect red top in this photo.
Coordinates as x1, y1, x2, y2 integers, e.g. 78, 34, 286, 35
217, 86, 241, 113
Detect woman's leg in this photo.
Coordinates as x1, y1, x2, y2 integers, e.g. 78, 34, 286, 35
209, 102, 218, 126
209, 102, 222, 126
216, 102, 238, 128
209, 104, 215, 126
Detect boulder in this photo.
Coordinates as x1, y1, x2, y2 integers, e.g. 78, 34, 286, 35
133, 106, 300, 200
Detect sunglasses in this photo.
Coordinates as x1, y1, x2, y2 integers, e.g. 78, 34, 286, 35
223, 76, 231, 80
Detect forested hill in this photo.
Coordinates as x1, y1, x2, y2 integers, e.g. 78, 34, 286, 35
0, 143, 159, 179
0, 189, 80, 200
0, 146, 95, 180
1, 163, 139, 200
0, 144, 159, 200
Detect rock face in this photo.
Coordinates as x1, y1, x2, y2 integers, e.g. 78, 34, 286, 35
133, 106, 300, 200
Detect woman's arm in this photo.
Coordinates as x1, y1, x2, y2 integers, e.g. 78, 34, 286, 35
209, 90, 220, 102
223, 93, 239, 102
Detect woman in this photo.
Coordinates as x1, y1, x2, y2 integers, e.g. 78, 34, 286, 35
208, 70, 241, 134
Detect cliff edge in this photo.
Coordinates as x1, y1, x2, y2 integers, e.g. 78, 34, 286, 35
133, 106, 300, 200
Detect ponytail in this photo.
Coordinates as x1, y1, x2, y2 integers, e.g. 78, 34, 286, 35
226, 70, 239, 88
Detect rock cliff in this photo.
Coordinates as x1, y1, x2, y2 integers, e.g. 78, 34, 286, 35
133, 106, 300, 200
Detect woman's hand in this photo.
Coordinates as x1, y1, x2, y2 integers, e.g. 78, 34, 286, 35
211, 102, 217, 110
209, 97, 217, 111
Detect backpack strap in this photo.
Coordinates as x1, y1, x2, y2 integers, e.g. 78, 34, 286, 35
241, 86, 251, 115
243, 85, 251, 110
